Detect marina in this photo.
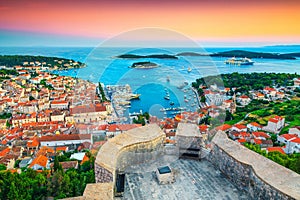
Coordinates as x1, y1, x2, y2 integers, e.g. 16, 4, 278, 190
105, 84, 141, 122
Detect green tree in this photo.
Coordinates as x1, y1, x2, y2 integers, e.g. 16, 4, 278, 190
200, 96, 206, 103
7, 182, 20, 200
29, 96, 35, 101
0, 164, 6, 171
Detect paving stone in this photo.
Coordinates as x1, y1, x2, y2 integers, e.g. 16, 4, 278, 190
122, 158, 249, 200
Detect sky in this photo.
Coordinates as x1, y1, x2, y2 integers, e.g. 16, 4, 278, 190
1, 0, 300, 47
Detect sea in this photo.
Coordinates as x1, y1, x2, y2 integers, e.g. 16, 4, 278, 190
1, 46, 300, 118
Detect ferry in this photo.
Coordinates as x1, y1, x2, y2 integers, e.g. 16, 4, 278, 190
225, 57, 254, 65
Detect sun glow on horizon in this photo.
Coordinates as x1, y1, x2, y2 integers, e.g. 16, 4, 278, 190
0, 0, 300, 46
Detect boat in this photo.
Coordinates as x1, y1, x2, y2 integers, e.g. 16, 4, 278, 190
170, 101, 175, 106
160, 107, 186, 112
164, 95, 170, 100
177, 82, 189, 89
128, 93, 141, 100
187, 67, 192, 72
166, 76, 170, 82
225, 57, 254, 65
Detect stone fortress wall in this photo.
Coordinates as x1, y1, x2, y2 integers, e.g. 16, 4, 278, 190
209, 131, 300, 200
64, 124, 300, 200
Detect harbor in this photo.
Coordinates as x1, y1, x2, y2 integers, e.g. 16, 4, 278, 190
105, 84, 141, 123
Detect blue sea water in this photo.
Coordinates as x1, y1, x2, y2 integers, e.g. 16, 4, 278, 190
1, 46, 300, 117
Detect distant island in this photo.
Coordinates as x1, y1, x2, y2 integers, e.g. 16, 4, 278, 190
130, 61, 159, 69
176, 52, 207, 56
210, 50, 297, 59
115, 54, 178, 59
0, 55, 85, 70
177, 50, 300, 60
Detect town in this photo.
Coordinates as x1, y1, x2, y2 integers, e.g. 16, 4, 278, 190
0, 60, 299, 198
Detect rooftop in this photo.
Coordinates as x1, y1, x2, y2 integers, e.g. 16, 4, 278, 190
123, 158, 249, 200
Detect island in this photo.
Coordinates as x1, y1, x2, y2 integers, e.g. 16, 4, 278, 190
177, 50, 300, 60
0, 55, 85, 70
130, 61, 159, 69
115, 54, 178, 59
176, 52, 208, 56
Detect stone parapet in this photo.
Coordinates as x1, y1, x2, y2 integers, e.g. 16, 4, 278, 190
209, 131, 300, 200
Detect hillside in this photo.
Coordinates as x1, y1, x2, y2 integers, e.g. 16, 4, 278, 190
0, 55, 84, 69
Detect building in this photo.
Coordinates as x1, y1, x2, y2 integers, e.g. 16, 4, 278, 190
263, 87, 277, 97
247, 122, 262, 131
263, 116, 285, 133
289, 126, 300, 137
293, 77, 300, 87
28, 155, 49, 170
216, 124, 232, 132
51, 100, 69, 110
237, 95, 251, 106
70, 103, 110, 123
231, 124, 247, 132
277, 134, 300, 154
252, 131, 270, 140
38, 134, 92, 148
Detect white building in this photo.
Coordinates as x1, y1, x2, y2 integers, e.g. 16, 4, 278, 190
237, 95, 251, 106
231, 124, 247, 132
50, 100, 69, 110
263, 116, 285, 134
277, 134, 300, 154
289, 126, 300, 137
247, 122, 262, 132
39, 134, 92, 147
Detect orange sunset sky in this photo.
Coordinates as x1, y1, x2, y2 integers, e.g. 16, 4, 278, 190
1, 0, 300, 46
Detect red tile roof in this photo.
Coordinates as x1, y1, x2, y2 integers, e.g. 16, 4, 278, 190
249, 122, 262, 128
0, 147, 10, 157
27, 137, 39, 148
252, 132, 270, 139
39, 134, 91, 142
51, 100, 68, 105
291, 138, 300, 144
264, 87, 276, 92
267, 147, 285, 154
280, 134, 297, 140
237, 138, 246, 143
216, 124, 232, 131
29, 155, 48, 168
80, 154, 89, 165
56, 146, 68, 152
199, 125, 208, 132
239, 95, 250, 99
233, 124, 247, 130
253, 139, 262, 145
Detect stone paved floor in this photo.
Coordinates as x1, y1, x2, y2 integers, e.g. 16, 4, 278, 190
121, 158, 249, 200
